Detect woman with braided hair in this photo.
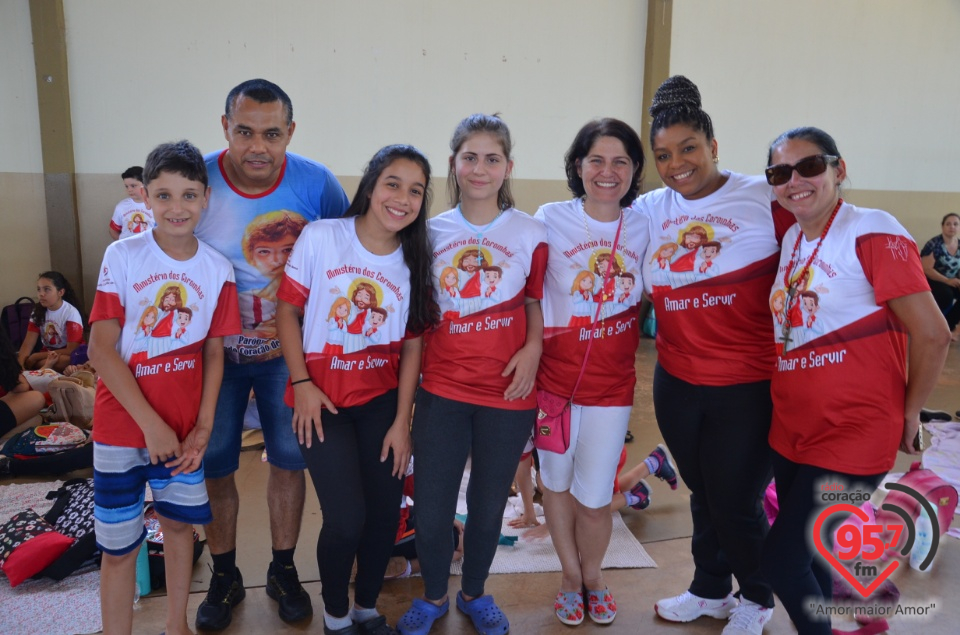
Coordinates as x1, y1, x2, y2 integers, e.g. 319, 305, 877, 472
633, 76, 795, 634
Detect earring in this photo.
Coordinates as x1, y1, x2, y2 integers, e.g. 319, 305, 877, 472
713, 156, 719, 164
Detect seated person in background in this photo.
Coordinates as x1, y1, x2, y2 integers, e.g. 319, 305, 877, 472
920, 212, 960, 340
17, 271, 85, 372
512, 443, 678, 539
1, 328, 45, 437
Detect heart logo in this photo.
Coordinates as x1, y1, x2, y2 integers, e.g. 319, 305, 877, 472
812, 503, 900, 599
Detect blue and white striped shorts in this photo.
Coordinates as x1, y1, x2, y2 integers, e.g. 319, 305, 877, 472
93, 442, 212, 556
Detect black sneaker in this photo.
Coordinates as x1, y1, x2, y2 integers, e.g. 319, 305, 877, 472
266, 561, 313, 623
195, 567, 245, 631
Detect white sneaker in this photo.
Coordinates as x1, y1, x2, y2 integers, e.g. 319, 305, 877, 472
722, 598, 773, 634
655, 591, 737, 622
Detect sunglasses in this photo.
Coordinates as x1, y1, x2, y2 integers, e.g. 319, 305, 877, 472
765, 154, 838, 186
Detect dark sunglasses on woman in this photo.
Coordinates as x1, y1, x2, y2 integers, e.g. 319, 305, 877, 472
765, 154, 839, 186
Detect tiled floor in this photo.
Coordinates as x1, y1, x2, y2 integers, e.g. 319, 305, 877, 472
128, 340, 960, 632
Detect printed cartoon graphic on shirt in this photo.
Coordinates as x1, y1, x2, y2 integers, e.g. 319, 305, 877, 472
774, 263, 830, 354
127, 212, 149, 235
434, 246, 509, 320
327, 278, 394, 355
132, 283, 202, 361
649, 222, 730, 289
236, 210, 308, 356
42, 322, 62, 348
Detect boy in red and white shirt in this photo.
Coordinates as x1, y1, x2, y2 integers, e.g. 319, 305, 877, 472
89, 141, 240, 635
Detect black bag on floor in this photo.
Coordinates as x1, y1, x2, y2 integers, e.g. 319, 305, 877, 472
38, 478, 100, 580
0, 424, 93, 478
1, 297, 36, 350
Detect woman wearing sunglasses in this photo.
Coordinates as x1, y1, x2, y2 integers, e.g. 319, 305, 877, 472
760, 127, 949, 634
634, 75, 794, 634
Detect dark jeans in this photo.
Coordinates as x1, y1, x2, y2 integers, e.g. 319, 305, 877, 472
411, 389, 534, 600
927, 277, 960, 330
761, 451, 885, 635
653, 363, 775, 607
299, 390, 404, 618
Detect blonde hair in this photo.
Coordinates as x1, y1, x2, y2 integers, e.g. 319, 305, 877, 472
440, 266, 459, 288
650, 242, 678, 263
138, 306, 159, 331
769, 289, 786, 313
328, 297, 350, 320
571, 270, 596, 295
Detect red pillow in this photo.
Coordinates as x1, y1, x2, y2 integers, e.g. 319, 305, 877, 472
0, 510, 77, 587
3, 531, 75, 586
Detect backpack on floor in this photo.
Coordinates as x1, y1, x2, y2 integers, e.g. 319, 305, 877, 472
37, 478, 99, 580
1, 297, 35, 350
876, 462, 958, 554
143, 503, 204, 590
47, 376, 95, 429
0, 424, 93, 477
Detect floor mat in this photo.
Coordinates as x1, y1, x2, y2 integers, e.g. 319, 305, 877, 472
0, 569, 102, 635
450, 509, 656, 575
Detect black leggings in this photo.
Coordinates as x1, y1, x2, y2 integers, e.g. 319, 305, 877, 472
927, 277, 960, 330
411, 388, 534, 600
299, 390, 405, 618
761, 451, 884, 635
653, 363, 775, 607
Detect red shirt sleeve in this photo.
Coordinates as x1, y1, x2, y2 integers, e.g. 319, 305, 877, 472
856, 232, 930, 305
524, 241, 548, 300
772, 201, 797, 245
208, 281, 242, 338
277, 273, 309, 308
66, 321, 84, 343
89, 291, 125, 326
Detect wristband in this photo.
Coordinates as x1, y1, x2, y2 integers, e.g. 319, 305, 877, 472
291, 378, 312, 386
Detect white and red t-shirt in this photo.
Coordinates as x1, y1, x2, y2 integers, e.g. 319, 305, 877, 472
769, 202, 929, 475
109, 197, 154, 239
421, 207, 547, 411
278, 217, 414, 409
28, 301, 84, 351
635, 172, 795, 385
536, 200, 649, 407
90, 231, 241, 448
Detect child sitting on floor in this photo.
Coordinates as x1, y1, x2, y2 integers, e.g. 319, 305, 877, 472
510, 443, 679, 537
0, 328, 45, 437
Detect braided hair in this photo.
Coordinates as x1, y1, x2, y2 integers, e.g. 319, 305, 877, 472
649, 75, 715, 143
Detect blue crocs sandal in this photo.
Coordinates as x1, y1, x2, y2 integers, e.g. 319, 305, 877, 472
397, 597, 448, 635
456, 591, 509, 635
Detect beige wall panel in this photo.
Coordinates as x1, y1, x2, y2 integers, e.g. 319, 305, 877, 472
1, 1, 51, 302
76, 173, 121, 312
62, 1, 648, 294
844, 189, 960, 247
62, 1, 647, 178
669, 0, 960, 194
0, 173, 52, 301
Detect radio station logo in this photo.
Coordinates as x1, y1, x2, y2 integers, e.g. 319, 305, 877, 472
813, 480, 940, 599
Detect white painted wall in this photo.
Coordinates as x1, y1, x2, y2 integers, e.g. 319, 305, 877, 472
0, 0, 44, 174
62, 1, 648, 179
669, 0, 960, 193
